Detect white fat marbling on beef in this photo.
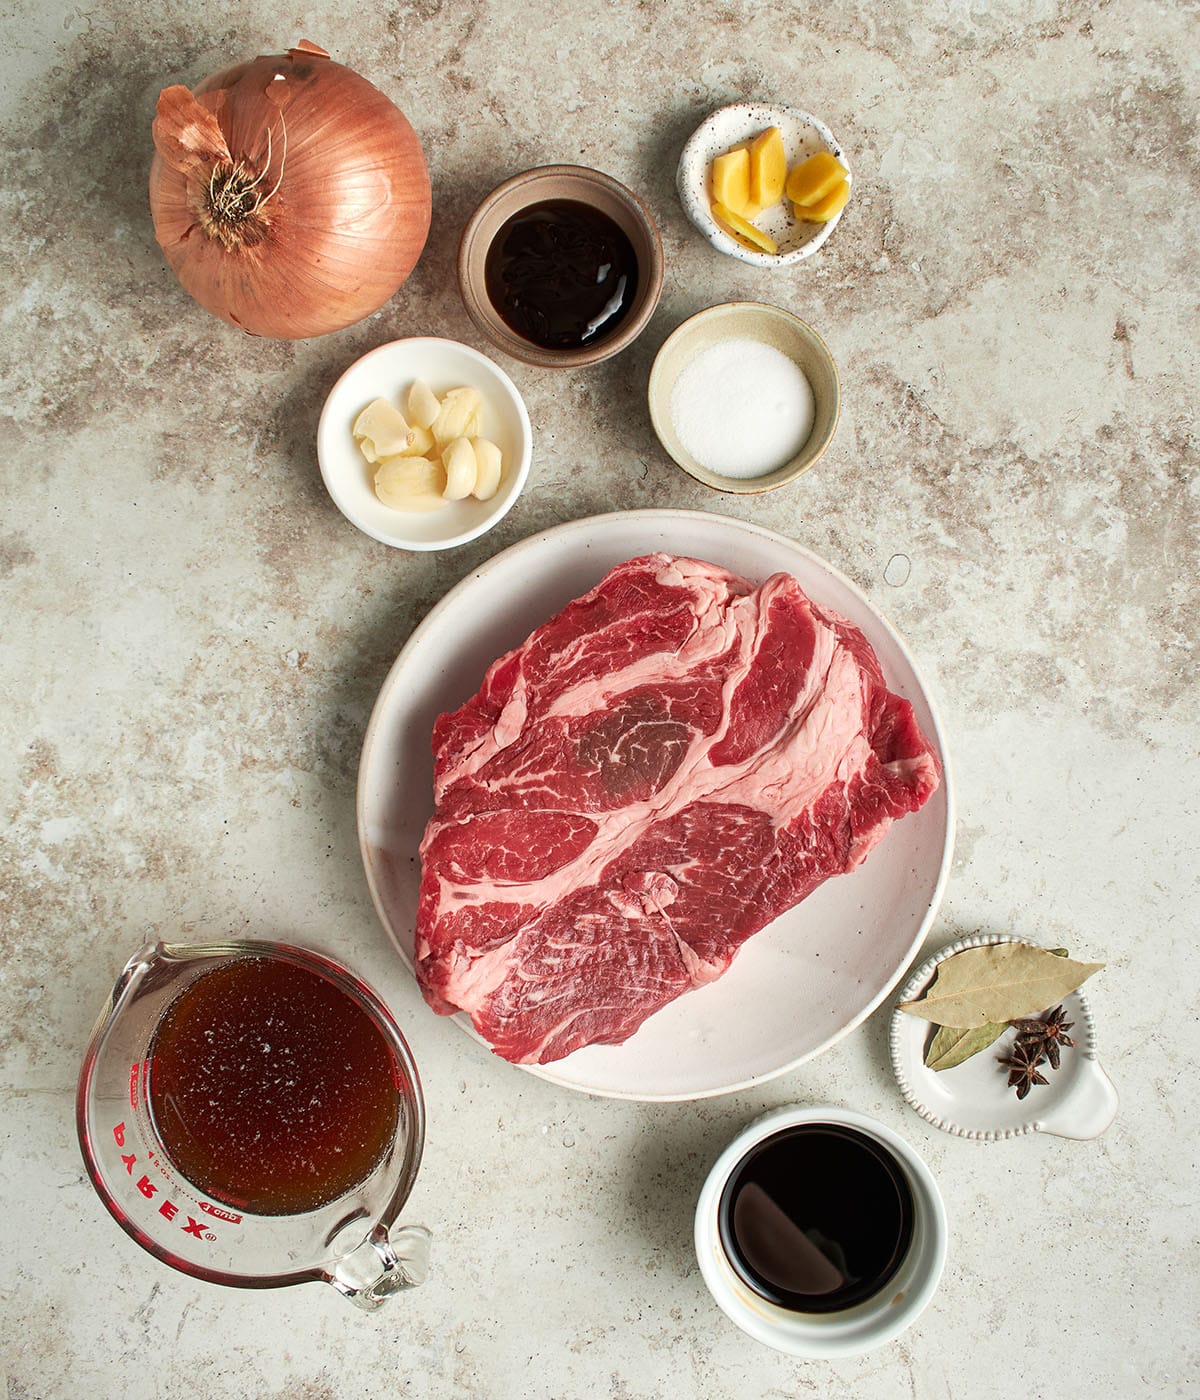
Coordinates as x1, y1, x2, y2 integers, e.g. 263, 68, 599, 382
414, 554, 940, 1063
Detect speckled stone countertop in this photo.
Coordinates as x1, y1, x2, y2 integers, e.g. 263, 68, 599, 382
2, 2, 1197, 1397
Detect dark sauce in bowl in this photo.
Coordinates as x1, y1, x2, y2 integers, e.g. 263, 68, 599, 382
484, 199, 639, 350
717, 1123, 915, 1313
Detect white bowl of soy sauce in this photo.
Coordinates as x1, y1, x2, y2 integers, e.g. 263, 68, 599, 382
695, 1104, 947, 1357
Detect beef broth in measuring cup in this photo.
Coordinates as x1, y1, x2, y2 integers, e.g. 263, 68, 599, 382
77, 941, 429, 1309
147, 956, 402, 1216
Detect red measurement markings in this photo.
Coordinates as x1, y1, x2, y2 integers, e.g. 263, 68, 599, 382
111, 1121, 217, 1243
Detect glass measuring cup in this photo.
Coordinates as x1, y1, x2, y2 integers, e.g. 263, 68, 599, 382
77, 940, 430, 1310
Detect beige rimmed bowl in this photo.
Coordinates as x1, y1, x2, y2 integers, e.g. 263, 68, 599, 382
647, 302, 840, 494
457, 164, 665, 369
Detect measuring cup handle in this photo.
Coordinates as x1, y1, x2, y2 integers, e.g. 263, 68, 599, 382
326, 1223, 432, 1310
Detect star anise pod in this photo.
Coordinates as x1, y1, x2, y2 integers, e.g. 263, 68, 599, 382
1000, 1039, 1049, 1099
1011, 1004, 1076, 1070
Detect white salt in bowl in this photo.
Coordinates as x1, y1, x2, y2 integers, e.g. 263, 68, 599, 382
647, 302, 840, 494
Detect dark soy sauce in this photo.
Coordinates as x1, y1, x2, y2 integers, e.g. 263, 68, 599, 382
484, 199, 639, 350
148, 957, 400, 1217
718, 1124, 915, 1313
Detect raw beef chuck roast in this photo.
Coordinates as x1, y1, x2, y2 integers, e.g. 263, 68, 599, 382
415, 553, 940, 1064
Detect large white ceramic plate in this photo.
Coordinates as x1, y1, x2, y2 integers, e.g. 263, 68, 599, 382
358, 510, 954, 1101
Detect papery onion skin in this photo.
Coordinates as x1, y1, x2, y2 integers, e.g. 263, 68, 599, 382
149, 41, 432, 339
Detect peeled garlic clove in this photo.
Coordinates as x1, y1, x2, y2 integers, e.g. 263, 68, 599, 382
353, 398, 411, 458
374, 455, 449, 511
406, 379, 441, 431
432, 386, 483, 447
470, 437, 503, 501
442, 437, 478, 500
398, 423, 435, 457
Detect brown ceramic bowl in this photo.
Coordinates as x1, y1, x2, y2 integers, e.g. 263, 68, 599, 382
457, 165, 665, 369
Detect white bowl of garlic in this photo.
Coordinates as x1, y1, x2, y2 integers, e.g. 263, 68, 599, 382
317, 337, 533, 550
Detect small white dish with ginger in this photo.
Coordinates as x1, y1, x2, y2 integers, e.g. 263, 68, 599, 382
677, 103, 851, 266
318, 338, 532, 551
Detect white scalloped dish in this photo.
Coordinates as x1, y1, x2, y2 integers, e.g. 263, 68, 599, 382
889, 934, 1118, 1142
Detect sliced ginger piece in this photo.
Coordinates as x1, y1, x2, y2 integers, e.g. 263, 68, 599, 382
710, 145, 767, 217
431, 386, 483, 448
748, 126, 787, 210
786, 150, 847, 207
470, 437, 503, 501
373, 455, 449, 512
793, 178, 850, 224
406, 379, 441, 432
353, 399, 411, 459
711, 201, 778, 255
441, 437, 478, 500
711, 147, 751, 216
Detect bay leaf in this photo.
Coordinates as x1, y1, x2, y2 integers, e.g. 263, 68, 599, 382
899, 943, 1104, 1027
924, 1020, 1009, 1071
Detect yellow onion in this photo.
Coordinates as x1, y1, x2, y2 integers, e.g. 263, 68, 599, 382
149, 40, 431, 339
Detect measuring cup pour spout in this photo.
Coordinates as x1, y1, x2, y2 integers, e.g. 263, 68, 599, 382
77, 939, 431, 1309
